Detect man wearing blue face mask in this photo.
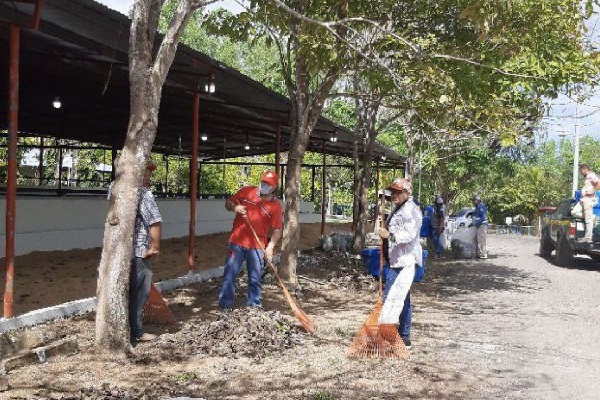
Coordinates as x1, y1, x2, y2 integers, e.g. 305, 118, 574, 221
218, 170, 283, 310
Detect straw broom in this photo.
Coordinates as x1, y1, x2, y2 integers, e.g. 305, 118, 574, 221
346, 190, 408, 359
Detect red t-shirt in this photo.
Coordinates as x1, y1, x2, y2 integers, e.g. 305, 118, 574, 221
228, 186, 283, 249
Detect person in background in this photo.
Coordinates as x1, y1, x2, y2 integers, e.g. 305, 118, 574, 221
109, 160, 162, 343
579, 164, 600, 242
471, 195, 488, 259
430, 196, 446, 258
218, 170, 283, 310
378, 177, 423, 349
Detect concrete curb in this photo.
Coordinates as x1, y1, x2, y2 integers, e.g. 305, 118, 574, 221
2, 337, 79, 374
0, 267, 224, 335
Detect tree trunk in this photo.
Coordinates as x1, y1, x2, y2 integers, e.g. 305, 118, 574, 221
95, 0, 200, 353
352, 138, 360, 232
353, 138, 376, 252
279, 61, 338, 285
352, 79, 380, 252
279, 124, 311, 284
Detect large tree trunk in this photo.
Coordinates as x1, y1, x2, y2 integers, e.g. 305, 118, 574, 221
352, 139, 360, 231
280, 123, 311, 284
279, 61, 338, 285
95, 0, 200, 353
352, 77, 380, 252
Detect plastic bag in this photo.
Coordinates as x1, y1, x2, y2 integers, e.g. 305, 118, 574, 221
572, 201, 583, 218
321, 235, 333, 252
450, 226, 477, 258
439, 232, 447, 249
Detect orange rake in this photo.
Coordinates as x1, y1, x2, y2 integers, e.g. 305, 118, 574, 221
346, 189, 408, 359
243, 217, 316, 334
143, 284, 176, 325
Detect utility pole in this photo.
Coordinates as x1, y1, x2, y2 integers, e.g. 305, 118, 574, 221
572, 101, 580, 197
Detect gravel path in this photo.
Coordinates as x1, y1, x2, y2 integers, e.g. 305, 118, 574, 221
2, 234, 600, 399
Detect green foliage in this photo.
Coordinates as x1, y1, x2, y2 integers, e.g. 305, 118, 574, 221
313, 389, 335, 400
172, 371, 199, 383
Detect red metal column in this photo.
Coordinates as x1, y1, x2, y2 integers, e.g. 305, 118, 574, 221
275, 123, 281, 196
38, 137, 44, 186
321, 141, 327, 236
188, 92, 200, 272
4, 25, 20, 318
275, 123, 281, 174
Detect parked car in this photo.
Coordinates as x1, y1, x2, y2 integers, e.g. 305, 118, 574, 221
448, 207, 475, 229
539, 199, 600, 266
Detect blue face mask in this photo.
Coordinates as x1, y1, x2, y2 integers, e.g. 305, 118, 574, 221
259, 182, 275, 195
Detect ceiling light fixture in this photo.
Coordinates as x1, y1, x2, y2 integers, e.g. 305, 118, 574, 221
204, 74, 216, 93
329, 131, 338, 143
52, 96, 62, 109
201, 133, 208, 141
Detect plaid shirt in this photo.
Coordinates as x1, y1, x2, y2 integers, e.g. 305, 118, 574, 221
133, 187, 162, 258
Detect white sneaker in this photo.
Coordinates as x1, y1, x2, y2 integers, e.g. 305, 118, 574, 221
479, 254, 488, 259
136, 332, 157, 342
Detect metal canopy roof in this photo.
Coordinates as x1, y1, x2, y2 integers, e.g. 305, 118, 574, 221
0, 0, 405, 164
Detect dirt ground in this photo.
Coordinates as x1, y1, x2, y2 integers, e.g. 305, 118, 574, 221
2, 233, 600, 399
0, 222, 347, 315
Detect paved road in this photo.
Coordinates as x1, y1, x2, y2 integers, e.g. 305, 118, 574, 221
415, 234, 600, 399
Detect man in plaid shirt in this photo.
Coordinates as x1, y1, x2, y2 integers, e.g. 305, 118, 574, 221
130, 161, 162, 342
108, 160, 162, 343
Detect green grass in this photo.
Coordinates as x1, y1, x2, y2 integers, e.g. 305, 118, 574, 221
313, 389, 335, 400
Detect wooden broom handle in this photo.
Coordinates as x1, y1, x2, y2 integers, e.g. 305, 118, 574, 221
379, 188, 386, 298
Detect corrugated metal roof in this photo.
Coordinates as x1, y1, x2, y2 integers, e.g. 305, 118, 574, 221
0, 0, 405, 164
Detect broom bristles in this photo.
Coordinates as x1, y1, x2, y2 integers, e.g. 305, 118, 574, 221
346, 303, 408, 359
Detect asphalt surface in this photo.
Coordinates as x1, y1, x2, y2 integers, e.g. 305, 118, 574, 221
429, 234, 600, 399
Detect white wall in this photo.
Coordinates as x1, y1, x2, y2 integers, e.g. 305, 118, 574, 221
0, 196, 321, 257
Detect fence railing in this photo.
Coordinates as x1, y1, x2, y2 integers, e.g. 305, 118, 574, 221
486, 224, 539, 237
446, 223, 539, 238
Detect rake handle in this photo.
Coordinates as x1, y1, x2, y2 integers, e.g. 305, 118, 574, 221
238, 210, 294, 301
379, 187, 386, 300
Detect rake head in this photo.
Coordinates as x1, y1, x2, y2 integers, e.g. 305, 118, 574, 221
346, 301, 408, 359
143, 284, 176, 325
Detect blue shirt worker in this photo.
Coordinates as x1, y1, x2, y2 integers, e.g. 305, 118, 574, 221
471, 195, 488, 259
430, 196, 446, 258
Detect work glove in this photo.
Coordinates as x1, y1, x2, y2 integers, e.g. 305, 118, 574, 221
265, 243, 275, 263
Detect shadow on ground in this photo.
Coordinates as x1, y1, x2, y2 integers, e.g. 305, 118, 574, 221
536, 252, 600, 272
418, 258, 538, 301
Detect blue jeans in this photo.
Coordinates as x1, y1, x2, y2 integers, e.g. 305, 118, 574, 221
432, 233, 444, 256
218, 243, 265, 309
382, 265, 413, 339
129, 257, 153, 339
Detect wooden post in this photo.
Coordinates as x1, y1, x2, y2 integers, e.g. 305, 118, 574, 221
373, 158, 381, 225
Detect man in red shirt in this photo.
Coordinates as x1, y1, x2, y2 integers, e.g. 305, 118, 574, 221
218, 170, 283, 310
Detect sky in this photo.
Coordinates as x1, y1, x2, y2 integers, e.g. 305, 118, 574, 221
541, 9, 600, 142
97, 0, 243, 15
97, 0, 599, 142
